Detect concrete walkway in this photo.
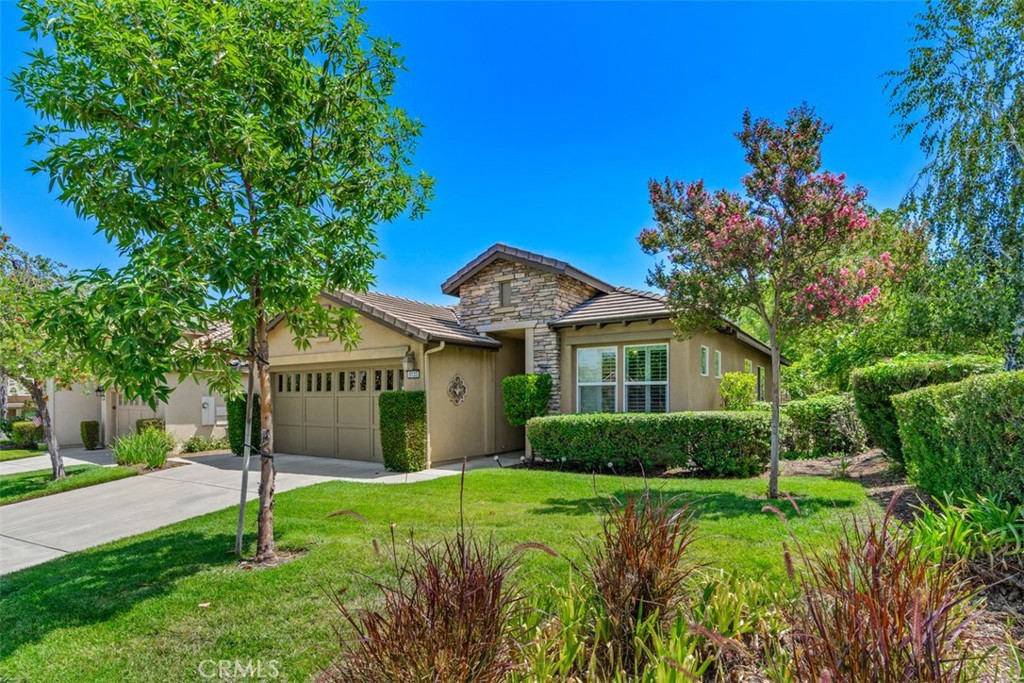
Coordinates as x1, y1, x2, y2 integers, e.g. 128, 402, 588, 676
0, 448, 522, 575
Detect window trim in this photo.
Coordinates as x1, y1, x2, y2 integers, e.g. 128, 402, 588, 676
623, 343, 669, 413
713, 350, 722, 378
576, 346, 618, 414
699, 345, 710, 377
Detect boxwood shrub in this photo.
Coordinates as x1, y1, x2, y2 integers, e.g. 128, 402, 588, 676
849, 354, 1001, 465
893, 371, 1022, 504
501, 373, 552, 426
135, 417, 166, 433
379, 391, 427, 472
227, 394, 261, 456
526, 411, 785, 477
719, 372, 757, 410
11, 421, 42, 448
784, 393, 865, 459
80, 420, 101, 450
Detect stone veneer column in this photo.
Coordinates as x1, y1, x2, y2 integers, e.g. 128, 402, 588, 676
531, 325, 561, 412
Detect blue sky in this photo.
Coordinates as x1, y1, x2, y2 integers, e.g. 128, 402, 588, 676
1, 1, 925, 305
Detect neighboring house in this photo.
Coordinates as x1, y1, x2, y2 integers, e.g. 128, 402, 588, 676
4, 377, 31, 419
44, 321, 237, 447
267, 243, 780, 467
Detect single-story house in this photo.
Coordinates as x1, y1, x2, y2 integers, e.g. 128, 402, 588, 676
267, 243, 777, 466
43, 243, 776, 461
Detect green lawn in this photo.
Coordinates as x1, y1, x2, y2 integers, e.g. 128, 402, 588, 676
0, 447, 44, 462
0, 469, 876, 683
0, 465, 138, 506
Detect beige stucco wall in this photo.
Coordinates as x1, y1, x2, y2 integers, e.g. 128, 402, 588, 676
269, 304, 424, 388
558, 321, 773, 413
47, 382, 102, 447
162, 375, 231, 442
426, 344, 496, 465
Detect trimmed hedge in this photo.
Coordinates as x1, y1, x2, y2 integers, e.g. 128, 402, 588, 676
850, 354, 1002, 465
11, 421, 42, 448
502, 374, 552, 426
80, 420, 101, 450
784, 393, 865, 459
379, 391, 427, 472
893, 371, 1023, 504
135, 417, 165, 433
526, 411, 785, 477
227, 394, 261, 456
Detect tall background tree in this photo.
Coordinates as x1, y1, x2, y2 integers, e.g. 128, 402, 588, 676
13, 0, 431, 561
888, 0, 1024, 370
0, 233, 85, 479
639, 105, 919, 497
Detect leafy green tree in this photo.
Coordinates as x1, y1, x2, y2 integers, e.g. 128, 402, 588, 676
639, 105, 917, 498
888, 0, 1024, 369
13, 0, 431, 561
0, 234, 86, 479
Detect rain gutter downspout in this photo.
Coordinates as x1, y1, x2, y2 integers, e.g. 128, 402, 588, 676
423, 341, 446, 467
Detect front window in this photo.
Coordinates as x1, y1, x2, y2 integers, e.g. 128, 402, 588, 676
577, 347, 617, 413
757, 366, 765, 401
499, 281, 512, 307
625, 344, 668, 413
699, 346, 709, 377
714, 350, 722, 378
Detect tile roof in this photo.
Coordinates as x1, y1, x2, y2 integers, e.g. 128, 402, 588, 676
440, 243, 615, 296
551, 287, 671, 327
552, 287, 783, 362
324, 290, 501, 349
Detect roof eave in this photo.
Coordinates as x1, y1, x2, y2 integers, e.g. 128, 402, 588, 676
441, 247, 615, 296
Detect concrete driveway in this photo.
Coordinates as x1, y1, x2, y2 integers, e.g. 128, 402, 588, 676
0, 448, 521, 575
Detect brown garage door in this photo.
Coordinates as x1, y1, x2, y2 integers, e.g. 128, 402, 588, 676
272, 367, 401, 460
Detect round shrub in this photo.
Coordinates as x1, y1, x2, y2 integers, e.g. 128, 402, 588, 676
526, 411, 786, 477
10, 421, 42, 449
893, 371, 1023, 504
80, 420, 101, 450
719, 372, 757, 410
227, 394, 261, 456
135, 417, 165, 433
501, 374, 552, 426
849, 353, 1001, 465
379, 391, 426, 472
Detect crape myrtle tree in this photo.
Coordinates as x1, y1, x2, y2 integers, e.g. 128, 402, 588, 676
888, 0, 1024, 370
639, 105, 917, 498
13, 0, 431, 562
0, 234, 88, 480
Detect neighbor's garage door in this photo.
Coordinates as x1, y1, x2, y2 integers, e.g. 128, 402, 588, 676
272, 366, 401, 460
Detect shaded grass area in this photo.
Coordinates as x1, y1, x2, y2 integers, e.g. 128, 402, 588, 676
0, 447, 44, 463
0, 469, 874, 683
0, 465, 138, 506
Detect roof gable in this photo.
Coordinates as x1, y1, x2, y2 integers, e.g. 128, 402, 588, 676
441, 243, 614, 296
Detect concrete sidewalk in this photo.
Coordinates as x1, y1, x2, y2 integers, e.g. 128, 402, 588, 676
0, 449, 521, 575
0, 448, 115, 476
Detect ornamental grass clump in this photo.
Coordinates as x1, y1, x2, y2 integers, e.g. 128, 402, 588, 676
771, 496, 989, 682
111, 427, 174, 469
578, 491, 701, 677
326, 527, 529, 683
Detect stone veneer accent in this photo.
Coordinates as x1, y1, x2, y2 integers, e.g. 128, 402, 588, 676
454, 260, 598, 411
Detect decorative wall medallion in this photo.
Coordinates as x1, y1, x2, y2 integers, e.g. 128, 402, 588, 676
447, 374, 467, 406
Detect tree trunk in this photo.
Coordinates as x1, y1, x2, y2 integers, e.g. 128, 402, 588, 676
254, 306, 276, 563
0, 373, 8, 433
1006, 321, 1023, 371
235, 328, 257, 555
767, 328, 781, 500
24, 378, 65, 480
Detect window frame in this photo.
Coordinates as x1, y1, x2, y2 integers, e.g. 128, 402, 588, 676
744, 359, 753, 374
713, 350, 722, 378
498, 281, 512, 308
623, 343, 669, 413
576, 346, 618, 414
757, 365, 766, 401
699, 345, 710, 377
